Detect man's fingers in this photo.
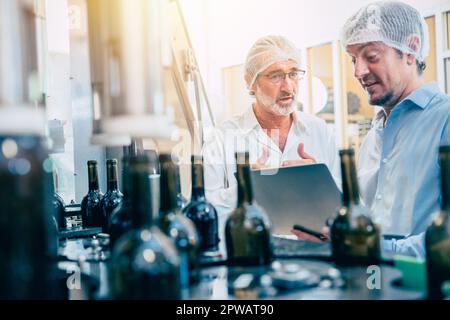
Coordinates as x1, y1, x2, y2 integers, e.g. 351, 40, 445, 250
251, 162, 272, 170
297, 143, 316, 161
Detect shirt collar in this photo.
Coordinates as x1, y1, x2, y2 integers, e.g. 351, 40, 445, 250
372, 82, 441, 128
240, 106, 260, 135
399, 82, 441, 110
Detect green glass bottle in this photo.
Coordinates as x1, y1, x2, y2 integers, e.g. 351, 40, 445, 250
100, 159, 123, 233
425, 146, 450, 299
80, 160, 104, 228
159, 154, 200, 287
0, 135, 60, 299
330, 149, 381, 266
225, 152, 273, 266
110, 155, 181, 299
182, 155, 220, 256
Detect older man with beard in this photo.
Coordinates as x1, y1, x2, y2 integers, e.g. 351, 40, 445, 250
203, 35, 340, 242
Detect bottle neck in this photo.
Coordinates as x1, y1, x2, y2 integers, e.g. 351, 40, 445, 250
160, 161, 178, 215
129, 170, 153, 228
108, 180, 118, 192
236, 163, 253, 206
107, 163, 119, 192
175, 165, 183, 200
340, 152, 360, 207
191, 163, 205, 200
121, 158, 130, 198
88, 164, 99, 191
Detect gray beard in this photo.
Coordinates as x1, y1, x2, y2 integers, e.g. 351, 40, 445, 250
255, 88, 296, 116
270, 102, 296, 116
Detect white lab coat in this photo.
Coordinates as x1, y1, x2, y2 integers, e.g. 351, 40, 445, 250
202, 106, 340, 252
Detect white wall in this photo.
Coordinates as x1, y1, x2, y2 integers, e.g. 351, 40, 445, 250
180, 0, 450, 120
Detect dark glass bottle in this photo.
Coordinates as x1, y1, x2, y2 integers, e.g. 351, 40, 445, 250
159, 154, 199, 287
81, 160, 104, 229
330, 149, 381, 266
111, 155, 181, 299
109, 156, 133, 248
100, 159, 123, 233
0, 135, 60, 299
225, 152, 273, 266
182, 155, 220, 256
426, 146, 450, 300
53, 192, 66, 229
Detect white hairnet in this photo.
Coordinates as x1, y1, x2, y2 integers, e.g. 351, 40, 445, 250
244, 35, 301, 89
341, 1, 429, 62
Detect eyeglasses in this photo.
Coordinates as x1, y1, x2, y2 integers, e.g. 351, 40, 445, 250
260, 70, 306, 84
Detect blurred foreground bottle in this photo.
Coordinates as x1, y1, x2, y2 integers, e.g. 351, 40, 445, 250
182, 155, 220, 257
0, 133, 62, 299
0, 0, 61, 299
159, 154, 199, 287
100, 159, 123, 233
225, 153, 273, 266
111, 155, 181, 299
426, 146, 450, 299
81, 160, 104, 229
330, 149, 381, 266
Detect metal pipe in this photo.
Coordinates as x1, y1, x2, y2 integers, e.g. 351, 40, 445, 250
86, 0, 174, 139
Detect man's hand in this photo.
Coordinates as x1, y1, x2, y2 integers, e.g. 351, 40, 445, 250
281, 143, 316, 167
290, 226, 330, 242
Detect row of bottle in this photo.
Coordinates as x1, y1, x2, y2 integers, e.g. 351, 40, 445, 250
106, 150, 285, 299
51, 146, 450, 299
222, 148, 450, 300
102, 148, 450, 300
78, 155, 220, 253
103, 150, 375, 299
52, 159, 125, 232
108, 153, 221, 298
226, 150, 375, 268
80, 159, 124, 233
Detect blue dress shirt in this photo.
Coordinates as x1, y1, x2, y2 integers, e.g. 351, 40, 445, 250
358, 82, 450, 258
